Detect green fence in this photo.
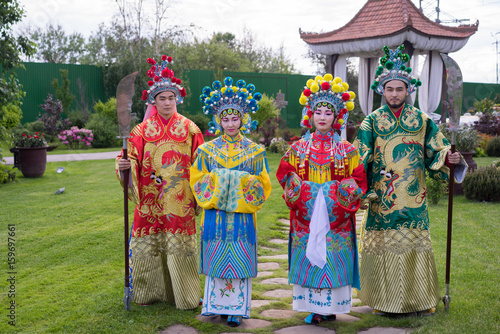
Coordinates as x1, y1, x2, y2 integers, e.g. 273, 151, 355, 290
17, 62, 106, 123
14, 63, 500, 127
462, 82, 500, 112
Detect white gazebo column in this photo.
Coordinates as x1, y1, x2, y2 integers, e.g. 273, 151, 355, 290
418, 50, 443, 121
358, 57, 378, 115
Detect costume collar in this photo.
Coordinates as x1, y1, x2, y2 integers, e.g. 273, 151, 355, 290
142, 111, 190, 142
388, 103, 405, 118
313, 129, 335, 141
221, 132, 243, 143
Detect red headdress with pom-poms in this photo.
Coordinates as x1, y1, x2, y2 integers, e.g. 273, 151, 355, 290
141, 55, 186, 105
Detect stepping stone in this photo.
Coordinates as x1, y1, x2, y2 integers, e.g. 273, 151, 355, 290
260, 254, 288, 260
196, 314, 271, 329
257, 271, 274, 277
258, 262, 280, 270
352, 298, 361, 304
262, 289, 292, 298
277, 218, 289, 225
252, 300, 273, 308
274, 325, 336, 333
260, 277, 289, 285
269, 239, 288, 244
336, 313, 360, 322
351, 305, 373, 314
261, 309, 296, 318
160, 324, 197, 334
358, 327, 412, 334
260, 246, 279, 251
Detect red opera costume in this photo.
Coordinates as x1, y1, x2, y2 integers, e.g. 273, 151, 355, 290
116, 54, 203, 309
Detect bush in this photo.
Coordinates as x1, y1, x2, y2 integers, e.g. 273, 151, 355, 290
425, 171, 448, 205
37, 94, 72, 142
0, 164, 17, 184
439, 123, 480, 152
86, 113, 120, 148
473, 97, 497, 115
0, 103, 22, 130
463, 166, 500, 202
26, 120, 46, 134
268, 138, 290, 155
253, 93, 278, 129
58, 126, 94, 149
93, 98, 117, 124
67, 109, 88, 129
259, 118, 277, 148
185, 112, 210, 133
485, 136, 500, 157
473, 113, 500, 136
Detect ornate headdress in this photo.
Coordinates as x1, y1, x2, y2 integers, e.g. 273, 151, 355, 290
200, 77, 261, 135
371, 45, 422, 95
298, 74, 355, 130
141, 55, 186, 105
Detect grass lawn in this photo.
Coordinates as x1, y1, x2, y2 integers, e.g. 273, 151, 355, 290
0, 154, 498, 333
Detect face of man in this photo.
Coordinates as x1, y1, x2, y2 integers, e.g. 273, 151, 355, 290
313, 105, 335, 134
220, 114, 241, 138
383, 80, 408, 110
154, 91, 176, 120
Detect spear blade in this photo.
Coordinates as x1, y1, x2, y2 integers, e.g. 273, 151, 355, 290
116, 71, 138, 139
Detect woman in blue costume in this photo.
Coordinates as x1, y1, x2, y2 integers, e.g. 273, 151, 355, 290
190, 77, 272, 327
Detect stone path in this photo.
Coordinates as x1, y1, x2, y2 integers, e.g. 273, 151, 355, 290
160, 215, 413, 334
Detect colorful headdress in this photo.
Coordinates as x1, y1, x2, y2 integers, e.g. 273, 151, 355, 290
299, 74, 355, 130
200, 77, 261, 135
371, 45, 422, 95
141, 55, 186, 105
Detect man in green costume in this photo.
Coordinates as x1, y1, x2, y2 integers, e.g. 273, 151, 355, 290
354, 45, 466, 315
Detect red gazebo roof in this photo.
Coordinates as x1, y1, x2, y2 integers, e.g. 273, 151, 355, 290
300, 0, 478, 45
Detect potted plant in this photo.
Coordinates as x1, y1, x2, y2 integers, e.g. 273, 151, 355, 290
13, 132, 49, 178
439, 123, 480, 194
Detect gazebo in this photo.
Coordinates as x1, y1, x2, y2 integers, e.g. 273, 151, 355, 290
300, 0, 478, 119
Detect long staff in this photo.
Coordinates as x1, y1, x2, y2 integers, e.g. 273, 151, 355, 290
443, 140, 455, 311
440, 53, 463, 311
116, 72, 138, 311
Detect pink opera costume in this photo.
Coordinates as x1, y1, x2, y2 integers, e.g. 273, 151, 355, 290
276, 74, 367, 324
116, 55, 204, 309
190, 77, 271, 326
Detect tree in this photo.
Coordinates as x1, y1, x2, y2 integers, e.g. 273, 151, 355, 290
52, 69, 75, 114
0, 0, 36, 158
28, 24, 85, 63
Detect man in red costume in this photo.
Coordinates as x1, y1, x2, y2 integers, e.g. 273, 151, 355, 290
117, 55, 204, 309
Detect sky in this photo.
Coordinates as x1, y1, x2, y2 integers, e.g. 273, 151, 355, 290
16, 0, 500, 84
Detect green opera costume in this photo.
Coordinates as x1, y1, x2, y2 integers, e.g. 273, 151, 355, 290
355, 103, 466, 313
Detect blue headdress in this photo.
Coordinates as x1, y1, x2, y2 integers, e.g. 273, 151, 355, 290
371, 45, 422, 95
200, 77, 261, 135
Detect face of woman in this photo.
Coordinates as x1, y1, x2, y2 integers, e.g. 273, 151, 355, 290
313, 105, 335, 134
220, 115, 241, 138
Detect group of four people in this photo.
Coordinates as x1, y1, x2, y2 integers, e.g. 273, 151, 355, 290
117, 46, 466, 327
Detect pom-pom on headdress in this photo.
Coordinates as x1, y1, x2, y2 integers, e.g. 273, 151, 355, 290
200, 77, 261, 135
298, 73, 355, 130
371, 45, 422, 95
141, 55, 186, 105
